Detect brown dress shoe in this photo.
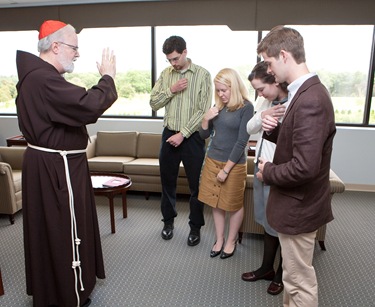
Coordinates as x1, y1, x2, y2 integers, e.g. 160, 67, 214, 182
241, 270, 275, 282
267, 281, 284, 295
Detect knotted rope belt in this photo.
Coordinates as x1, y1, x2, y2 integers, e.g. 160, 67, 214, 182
28, 144, 87, 307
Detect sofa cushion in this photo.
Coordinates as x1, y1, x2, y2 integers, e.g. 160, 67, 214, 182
247, 156, 255, 174
124, 158, 160, 176
137, 133, 161, 158
124, 159, 187, 177
96, 131, 137, 157
88, 156, 135, 172
245, 175, 254, 188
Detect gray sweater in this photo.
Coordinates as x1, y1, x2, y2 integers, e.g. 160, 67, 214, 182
199, 101, 254, 164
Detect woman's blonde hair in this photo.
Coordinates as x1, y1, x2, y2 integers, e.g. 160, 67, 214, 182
214, 68, 250, 111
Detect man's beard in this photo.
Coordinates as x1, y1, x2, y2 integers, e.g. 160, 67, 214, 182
58, 54, 75, 73
63, 61, 75, 73
64, 63, 74, 73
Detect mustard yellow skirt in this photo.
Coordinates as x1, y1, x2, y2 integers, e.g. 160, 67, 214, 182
198, 157, 247, 211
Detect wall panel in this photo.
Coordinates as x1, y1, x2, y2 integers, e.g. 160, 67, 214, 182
0, 0, 373, 32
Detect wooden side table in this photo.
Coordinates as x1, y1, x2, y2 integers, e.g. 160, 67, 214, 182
91, 173, 132, 234
6, 135, 27, 147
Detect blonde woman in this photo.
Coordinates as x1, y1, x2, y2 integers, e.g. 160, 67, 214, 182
198, 68, 254, 259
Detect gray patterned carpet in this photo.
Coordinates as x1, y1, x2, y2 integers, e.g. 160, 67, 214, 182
0, 191, 374, 306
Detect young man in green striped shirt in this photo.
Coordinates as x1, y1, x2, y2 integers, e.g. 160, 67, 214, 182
150, 35, 212, 246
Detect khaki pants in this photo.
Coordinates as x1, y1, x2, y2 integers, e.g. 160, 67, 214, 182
279, 231, 318, 307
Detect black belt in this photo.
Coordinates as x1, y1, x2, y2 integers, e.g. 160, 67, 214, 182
166, 128, 180, 134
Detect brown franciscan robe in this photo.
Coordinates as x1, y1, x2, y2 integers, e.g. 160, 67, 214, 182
15, 50, 118, 307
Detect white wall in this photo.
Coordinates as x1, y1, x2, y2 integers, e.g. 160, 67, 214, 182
1, 116, 374, 189
330, 127, 375, 190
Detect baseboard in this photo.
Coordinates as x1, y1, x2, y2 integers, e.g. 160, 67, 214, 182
344, 184, 375, 192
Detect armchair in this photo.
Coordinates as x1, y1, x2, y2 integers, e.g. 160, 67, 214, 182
0, 146, 25, 224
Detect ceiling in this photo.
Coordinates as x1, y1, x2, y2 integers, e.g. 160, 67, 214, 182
0, 0, 166, 8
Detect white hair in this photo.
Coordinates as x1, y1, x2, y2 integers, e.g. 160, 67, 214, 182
38, 24, 76, 53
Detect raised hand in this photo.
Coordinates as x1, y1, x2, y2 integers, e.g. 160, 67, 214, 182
96, 48, 116, 79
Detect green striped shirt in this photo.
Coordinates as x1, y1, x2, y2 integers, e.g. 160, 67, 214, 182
150, 59, 212, 138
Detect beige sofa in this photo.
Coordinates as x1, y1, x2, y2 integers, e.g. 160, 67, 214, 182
0, 146, 24, 224
87, 131, 345, 249
86, 131, 190, 195
0, 130, 345, 250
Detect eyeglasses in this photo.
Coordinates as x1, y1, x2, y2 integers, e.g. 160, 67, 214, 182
58, 41, 79, 52
166, 53, 182, 63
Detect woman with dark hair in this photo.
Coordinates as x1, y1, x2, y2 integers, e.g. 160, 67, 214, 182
241, 61, 287, 295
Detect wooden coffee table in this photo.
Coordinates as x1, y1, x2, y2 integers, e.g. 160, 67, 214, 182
91, 173, 132, 234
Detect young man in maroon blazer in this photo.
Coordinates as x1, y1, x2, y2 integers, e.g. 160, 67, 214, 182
256, 26, 336, 307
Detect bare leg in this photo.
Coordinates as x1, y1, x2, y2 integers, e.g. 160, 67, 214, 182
223, 207, 244, 254
212, 207, 225, 251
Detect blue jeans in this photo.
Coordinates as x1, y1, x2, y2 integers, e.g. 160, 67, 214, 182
159, 128, 205, 229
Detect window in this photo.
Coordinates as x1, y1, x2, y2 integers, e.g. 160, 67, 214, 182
0, 30, 38, 114
74, 27, 152, 117
155, 26, 258, 116
283, 25, 374, 125
0, 27, 153, 117
0, 25, 374, 126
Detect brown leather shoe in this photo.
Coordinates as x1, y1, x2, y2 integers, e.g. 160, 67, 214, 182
241, 270, 275, 282
267, 281, 284, 295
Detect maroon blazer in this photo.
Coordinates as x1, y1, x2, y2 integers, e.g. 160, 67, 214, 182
263, 75, 336, 235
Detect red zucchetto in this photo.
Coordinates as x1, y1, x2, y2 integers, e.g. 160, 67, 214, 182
38, 20, 67, 40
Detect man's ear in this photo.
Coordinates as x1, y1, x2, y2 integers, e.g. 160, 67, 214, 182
279, 50, 288, 62
51, 42, 60, 54
280, 49, 294, 64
